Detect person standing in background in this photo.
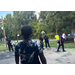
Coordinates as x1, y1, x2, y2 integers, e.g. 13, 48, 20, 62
74, 33, 75, 43
6, 37, 14, 51
44, 34, 50, 48
55, 33, 59, 45
62, 32, 66, 44
55, 33, 59, 40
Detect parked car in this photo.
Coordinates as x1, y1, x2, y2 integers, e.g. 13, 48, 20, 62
66, 34, 74, 41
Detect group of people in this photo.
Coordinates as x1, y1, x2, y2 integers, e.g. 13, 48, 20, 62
55, 32, 66, 52
39, 32, 66, 52
5, 24, 68, 64
57, 33, 66, 52
5, 24, 69, 64
55, 32, 66, 42
55, 32, 75, 52
14, 25, 68, 64
39, 34, 50, 49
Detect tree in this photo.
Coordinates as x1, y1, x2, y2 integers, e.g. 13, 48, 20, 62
4, 14, 13, 38
0, 28, 3, 39
3, 11, 37, 39
28, 21, 46, 38
39, 11, 75, 36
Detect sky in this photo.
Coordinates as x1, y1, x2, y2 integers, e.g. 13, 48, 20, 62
0, 11, 13, 19
0, 11, 38, 19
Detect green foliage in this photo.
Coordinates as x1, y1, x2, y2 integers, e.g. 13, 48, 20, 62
40, 11, 75, 35
29, 21, 46, 39
3, 11, 36, 39
0, 28, 3, 39
46, 33, 55, 39
1, 11, 75, 40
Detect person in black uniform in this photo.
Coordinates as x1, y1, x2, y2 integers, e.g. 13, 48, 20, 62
44, 34, 50, 48
6, 37, 13, 51
39, 35, 44, 49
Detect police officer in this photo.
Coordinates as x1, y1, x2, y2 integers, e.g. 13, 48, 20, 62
6, 37, 14, 51
44, 34, 50, 48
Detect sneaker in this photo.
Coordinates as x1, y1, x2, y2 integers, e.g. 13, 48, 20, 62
57, 50, 60, 52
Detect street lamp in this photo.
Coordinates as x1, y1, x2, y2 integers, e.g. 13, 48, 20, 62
17, 34, 19, 42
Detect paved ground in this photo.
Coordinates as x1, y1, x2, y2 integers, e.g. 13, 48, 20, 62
0, 47, 75, 64
0, 50, 15, 64
44, 47, 75, 64
0, 39, 75, 64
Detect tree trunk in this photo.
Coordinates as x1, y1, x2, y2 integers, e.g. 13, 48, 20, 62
71, 22, 75, 35
1, 16, 7, 48
56, 22, 57, 33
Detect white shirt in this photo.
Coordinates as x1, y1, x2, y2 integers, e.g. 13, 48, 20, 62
62, 33, 66, 39
12, 42, 15, 45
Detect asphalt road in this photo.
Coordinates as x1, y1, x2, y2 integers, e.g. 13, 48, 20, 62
0, 50, 15, 64
0, 47, 75, 64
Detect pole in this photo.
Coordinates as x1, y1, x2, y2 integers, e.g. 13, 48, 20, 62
1, 16, 7, 48
56, 22, 57, 34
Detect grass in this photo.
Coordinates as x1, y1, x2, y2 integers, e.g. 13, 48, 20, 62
43, 41, 75, 48
43, 41, 58, 47
0, 41, 5, 44
0, 40, 75, 51
0, 45, 8, 51
0, 43, 15, 51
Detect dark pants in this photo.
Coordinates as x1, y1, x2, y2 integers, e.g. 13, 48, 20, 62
45, 42, 50, 48
8, 43, 13, 51
40, 42, 43, 48
63, 38, 66, 43
57, 41, 64, 51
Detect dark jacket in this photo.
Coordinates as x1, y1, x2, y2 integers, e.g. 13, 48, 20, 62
44, 36, 48, 43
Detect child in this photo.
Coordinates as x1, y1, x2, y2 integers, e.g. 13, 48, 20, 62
15, 25, 47, 64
